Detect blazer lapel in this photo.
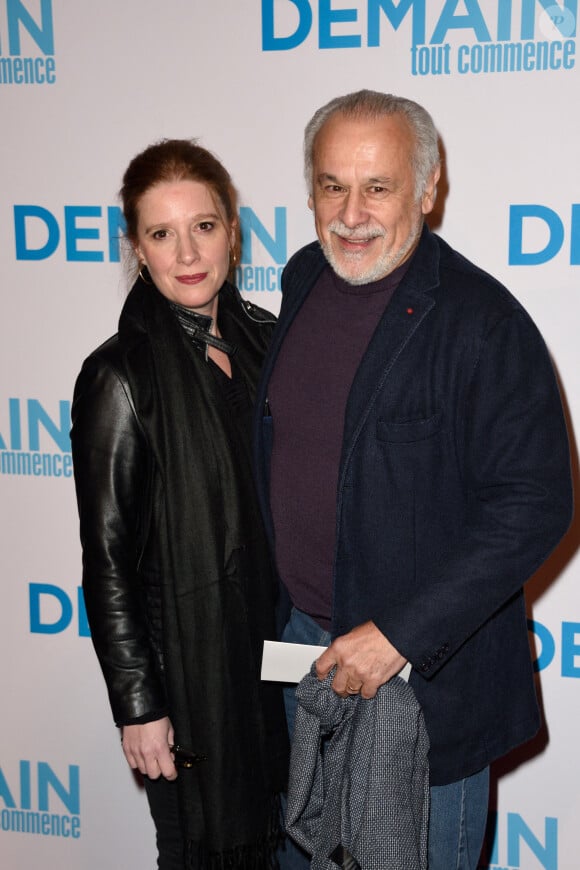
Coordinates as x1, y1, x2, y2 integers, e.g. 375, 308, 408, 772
341, 227, 441, 454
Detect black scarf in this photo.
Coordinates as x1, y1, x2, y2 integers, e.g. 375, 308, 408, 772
118, 277, 288, 867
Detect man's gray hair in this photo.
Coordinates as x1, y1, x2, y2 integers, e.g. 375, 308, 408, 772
304, 89, 440, 200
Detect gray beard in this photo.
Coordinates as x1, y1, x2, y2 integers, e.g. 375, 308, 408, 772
320, 220, 422, 286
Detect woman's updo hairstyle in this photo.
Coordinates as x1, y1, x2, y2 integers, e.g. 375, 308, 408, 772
120, 138, 241, 268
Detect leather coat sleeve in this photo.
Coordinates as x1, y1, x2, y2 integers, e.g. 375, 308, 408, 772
71, 350, 168, 725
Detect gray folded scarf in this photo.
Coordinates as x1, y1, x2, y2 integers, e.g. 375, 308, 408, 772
286, 666, 430, 869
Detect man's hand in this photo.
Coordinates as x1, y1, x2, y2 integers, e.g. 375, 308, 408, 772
121, 716, 177, 780
316, 621, 407, 699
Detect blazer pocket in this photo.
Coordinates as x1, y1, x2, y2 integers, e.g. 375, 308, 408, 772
377, 410, 442, 443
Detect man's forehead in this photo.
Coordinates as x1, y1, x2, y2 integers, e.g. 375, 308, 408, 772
312, 115, 415, 180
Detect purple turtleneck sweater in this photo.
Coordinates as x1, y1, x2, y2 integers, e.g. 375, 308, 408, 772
269, 260, 408, 629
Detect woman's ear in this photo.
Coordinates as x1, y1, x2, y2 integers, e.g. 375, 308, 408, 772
230, 221, 238, 251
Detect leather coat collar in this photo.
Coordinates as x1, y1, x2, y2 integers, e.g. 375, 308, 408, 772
168, 300, 236, 357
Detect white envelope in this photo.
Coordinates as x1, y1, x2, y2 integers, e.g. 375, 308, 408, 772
261, 640, 327, 683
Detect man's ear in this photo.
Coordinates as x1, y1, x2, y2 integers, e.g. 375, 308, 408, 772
421, 166, 441, 216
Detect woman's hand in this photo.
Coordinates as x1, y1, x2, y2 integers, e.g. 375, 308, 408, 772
121, 717, 177, 780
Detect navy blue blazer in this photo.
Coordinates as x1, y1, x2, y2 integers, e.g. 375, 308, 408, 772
254, 225, 573, 784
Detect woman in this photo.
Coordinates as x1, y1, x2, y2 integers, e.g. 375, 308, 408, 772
71, 139, 288, 869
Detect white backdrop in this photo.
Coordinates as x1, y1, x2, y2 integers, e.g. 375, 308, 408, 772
1, 2, 579, 868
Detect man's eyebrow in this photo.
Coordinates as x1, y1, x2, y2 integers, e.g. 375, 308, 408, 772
316, 173, 393, 185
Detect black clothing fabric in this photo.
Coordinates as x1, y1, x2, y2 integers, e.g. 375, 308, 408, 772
144, 776, 197, 870
72, 277, 288, 866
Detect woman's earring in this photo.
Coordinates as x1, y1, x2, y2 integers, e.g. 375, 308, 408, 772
139, 263, 153, 284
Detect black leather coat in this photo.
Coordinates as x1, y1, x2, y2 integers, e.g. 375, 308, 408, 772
71, 286, 276, 726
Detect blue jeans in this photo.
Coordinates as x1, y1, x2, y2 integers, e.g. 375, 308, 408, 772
278, 607, 490, 870
429, 766, 489, 870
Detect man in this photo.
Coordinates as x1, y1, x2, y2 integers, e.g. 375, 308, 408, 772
254, 90, 572, 869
